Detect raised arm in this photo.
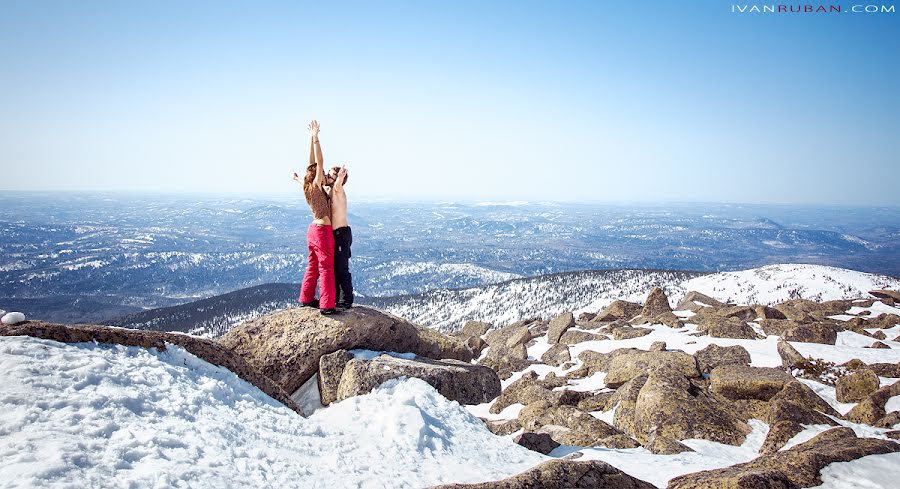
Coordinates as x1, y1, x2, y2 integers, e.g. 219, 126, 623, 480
333, 166, 347, 191
309, 120, 326, 185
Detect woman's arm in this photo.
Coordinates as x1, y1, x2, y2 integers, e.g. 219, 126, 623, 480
309, 120, 326, 185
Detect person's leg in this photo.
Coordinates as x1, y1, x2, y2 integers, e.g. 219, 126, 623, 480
333, 226, 354, 307
313, 226, 337, 310
333, 228, 345, 307
299, 224, 320, 305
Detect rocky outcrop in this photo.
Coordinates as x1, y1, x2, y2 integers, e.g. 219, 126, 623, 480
676, 291, 726, 311
694, 344, 751, 374
429, 459, 655, 489
482, 418, 521, 436
1, 321, 303, 414
758, 319, 806, 336
318, 349, 354, 405
333, 353, 500, 405
219, 306, 473, 395
631, 368, 751, 449
604, 351, 701, 388
698, 316, 761, 340
667, 427, 900, 489
560, 329, 606, 344
641, 287, 673, 318
592, 300, 642, 323
547, 312, 575, 344
710, 366, 794, 401
490, 371, 578, 414
540, 343, 572, 366
835, 369, 880, 403
777, 339, 807, 369
869, 289, 900, 303
846, 381, 900, 424
782, 323, 837, 345
518, 401, 623, 446
612, 325, 652, 340
513, 432, 559, 454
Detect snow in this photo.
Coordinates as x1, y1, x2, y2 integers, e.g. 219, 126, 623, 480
680, 264, 900, 305
550, 420, 771, 488
0, 336, 545, 488
814, 453, 900, 489
1, 312, 25, 325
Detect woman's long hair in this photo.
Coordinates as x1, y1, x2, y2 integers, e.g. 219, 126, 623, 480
303, 164, 317, 199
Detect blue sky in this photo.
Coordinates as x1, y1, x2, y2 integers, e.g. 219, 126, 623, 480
1, 1, 898, 204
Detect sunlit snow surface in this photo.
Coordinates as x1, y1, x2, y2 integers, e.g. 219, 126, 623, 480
0, 337, 544, 488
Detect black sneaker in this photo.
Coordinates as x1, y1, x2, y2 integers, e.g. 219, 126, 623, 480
300, 300, 320, 308
320, 308, 337, 316
336, 303, 353, 311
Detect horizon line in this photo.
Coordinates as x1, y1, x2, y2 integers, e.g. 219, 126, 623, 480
1, 189, 899, 209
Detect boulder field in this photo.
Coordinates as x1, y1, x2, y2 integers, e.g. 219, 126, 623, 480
3, 286, 900, 488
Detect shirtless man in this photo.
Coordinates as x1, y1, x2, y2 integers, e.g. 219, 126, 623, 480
327, 166, 353, 309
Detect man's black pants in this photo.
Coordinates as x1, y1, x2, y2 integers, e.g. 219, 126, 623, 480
333, 226, 354, 307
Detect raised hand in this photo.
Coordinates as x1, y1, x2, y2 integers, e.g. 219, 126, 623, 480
292, 171, 301, 182
308, 120, 320, 139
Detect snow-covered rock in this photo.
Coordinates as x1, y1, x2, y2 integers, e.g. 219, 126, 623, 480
1, 312, 25, 325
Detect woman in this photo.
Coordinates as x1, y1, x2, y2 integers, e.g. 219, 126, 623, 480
293, 120, 337, 315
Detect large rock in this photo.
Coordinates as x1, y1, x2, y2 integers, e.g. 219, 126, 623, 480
605, 351, 701, 388
546, 312, 575, 344
219, 306, 473, 395
540, 343, 572, 367
694, 344, 752, 374
612, 326, 653, 340
513, 432, 559, 455
667, 427, 900, 489
760, 399, 839, 454
460, 320, 492, 338
782, 323, 838, 345
490, 371, 579, 414
592, 300, 642, 323
699, 316, 761, 340
718, 305, 759, 322
428, 459, 655, 489
758, 319, 806, 336
776, 339, 807, 369
485, 323, 532, 349
335, 354, 500, 405
479, 342, 531, 380
318, 349, 354, 405
772, 303, 816, 322
770, 381, 841, 418
632, 368, 751, 448
577, 348, 642, 376
1, 321, 303, 414
845, 381, 900, 424
676, 291, 726, 311
518, 401, 622, 445
710, 365, 794, 401
560, 329, 606, 344
870, 289, 900, 302
835, 369, 880, 403
641, 287, 673, 318
481, 418, 521, 436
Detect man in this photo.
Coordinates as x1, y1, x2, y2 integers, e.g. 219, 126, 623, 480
328, 166, 354, 310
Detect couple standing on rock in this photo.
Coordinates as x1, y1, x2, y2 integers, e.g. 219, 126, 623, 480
292, 120, 354, 315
